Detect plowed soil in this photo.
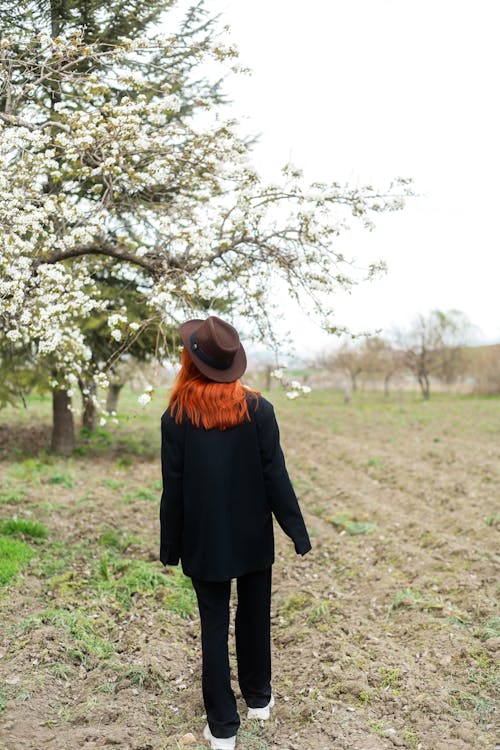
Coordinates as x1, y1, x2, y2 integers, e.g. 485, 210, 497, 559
0, 389, 498, 750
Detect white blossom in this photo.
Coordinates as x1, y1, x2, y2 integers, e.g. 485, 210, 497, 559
108, 313, 128, 328
138, 393, 152, 406
0, 29, 411, 406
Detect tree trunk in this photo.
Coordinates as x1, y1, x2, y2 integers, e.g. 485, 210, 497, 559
51, 388, 75, 454
106, 383, 123, 414
79, 378, 98, 431
423, 374, 430, 399
384, 372, 392, 397
350, 371, 358, 392
418, 374, 430, 400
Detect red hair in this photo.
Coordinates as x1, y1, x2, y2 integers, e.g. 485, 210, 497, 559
169, 349, 260, 430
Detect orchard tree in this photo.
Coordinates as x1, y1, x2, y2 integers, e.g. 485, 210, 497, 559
321, 342, 365, 393
1, 0, 232, 447
471, 344, 500, 395
0, 19, 413, 453
428, 309, 476, 386
360, 336, 404, 396
76, 273, 179, 430
393, 308, 474, 399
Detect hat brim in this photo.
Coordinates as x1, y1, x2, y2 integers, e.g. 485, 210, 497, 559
179, 319, 247, 383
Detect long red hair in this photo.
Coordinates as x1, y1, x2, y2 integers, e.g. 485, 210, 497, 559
169, 349, 260, 430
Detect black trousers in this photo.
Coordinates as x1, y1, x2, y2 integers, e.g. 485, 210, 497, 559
190, 565, 272, 739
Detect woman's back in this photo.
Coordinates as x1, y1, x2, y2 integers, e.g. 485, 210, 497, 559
159, 315, 311, 748
161, 392, 311, 581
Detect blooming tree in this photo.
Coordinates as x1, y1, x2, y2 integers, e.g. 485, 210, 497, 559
0, 15, 413, 451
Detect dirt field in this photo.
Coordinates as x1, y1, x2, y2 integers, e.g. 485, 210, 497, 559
0, 388, 498, 750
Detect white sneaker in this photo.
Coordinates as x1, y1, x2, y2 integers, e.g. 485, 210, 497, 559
202, 722, 237, 750
246, 693, 275, 720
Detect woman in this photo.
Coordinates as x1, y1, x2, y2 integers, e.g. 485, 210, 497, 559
160, 315, 312, 750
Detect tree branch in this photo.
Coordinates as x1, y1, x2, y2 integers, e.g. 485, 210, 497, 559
0, 111, 71, 133
35, 241, 157, 273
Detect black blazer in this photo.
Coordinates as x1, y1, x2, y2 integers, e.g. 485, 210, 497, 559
159, 394, 312, 581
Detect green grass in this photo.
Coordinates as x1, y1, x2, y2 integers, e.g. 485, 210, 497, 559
0, 489, 27, 505
47, 472, 74, 488
123, 488, 157, 504
102, 478, 125, 490
8, 458, 47, 483
118, 663, 167, 692
380, 667, 402, 691
0, 536, 36, 585
97, 529, 140, 552
91, 555, 196, 616
473, 616, 500, 641
161, 567, 197, 619
0, 517, 48, 540
307, 600, 333, 624
328, 510, 377, 535
28, 539, 77, 579
386, 588, 444, 618
20, 607, 116, 664
485, 513, 500, 527
0, 688, 7, 715
402, 726, 420, 750
448, 687, 496, 724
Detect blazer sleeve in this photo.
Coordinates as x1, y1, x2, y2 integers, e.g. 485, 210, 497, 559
159, 410, 185, 566
257, 401, 312, 556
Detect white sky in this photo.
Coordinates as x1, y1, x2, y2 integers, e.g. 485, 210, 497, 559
184, 1, 500, 355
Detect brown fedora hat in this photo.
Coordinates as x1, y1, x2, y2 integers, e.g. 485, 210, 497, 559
179, 315, 247, 383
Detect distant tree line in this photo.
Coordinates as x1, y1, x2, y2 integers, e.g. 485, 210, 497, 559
317, 308, 495, 400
